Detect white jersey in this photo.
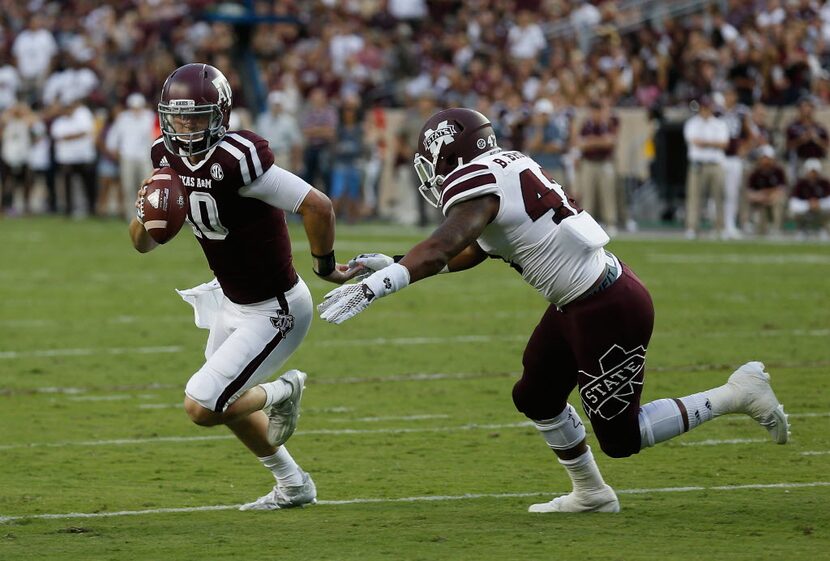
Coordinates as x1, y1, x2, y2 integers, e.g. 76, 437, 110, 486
440, 150, 610, 307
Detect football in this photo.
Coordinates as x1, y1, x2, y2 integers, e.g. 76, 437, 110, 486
140, 167, 188, 244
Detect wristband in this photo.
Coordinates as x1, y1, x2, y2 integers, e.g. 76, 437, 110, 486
365, 262, 410, 300
312, 251, 336, 277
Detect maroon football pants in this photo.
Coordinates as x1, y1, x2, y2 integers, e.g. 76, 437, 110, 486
512, 264, 655, 458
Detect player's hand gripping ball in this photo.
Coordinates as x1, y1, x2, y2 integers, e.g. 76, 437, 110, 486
138, 167, 188, 244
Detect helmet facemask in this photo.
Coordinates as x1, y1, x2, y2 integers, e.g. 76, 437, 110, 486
158, 99, 226, 157
413, 152, 445, 208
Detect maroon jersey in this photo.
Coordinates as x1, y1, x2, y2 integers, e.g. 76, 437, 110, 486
747, 165, 787, 192
792, 177, 830, 200
579, 116, 618, 161
722, 106, 749, 156
151, 130, 298, 304
786, 120, 829, 159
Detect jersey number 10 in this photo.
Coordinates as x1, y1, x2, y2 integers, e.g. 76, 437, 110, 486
187, 192, 229, 240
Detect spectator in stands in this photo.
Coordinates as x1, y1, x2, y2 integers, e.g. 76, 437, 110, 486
12, 14, 58, 101
0, 102, 36, 216
95, 106, 121, 218
524, 97, 569, 184
577, 97, 618, 234
789, 158, 830, 241
106, 93, 156, 221
256, 91, 303, 173
300, 87, 337, 195
786, 96, 829, 172
392, 92, 437, 226
719, 87, 752, 239
330, 94, 365, 224
507, 9, 548, 61
747, 102, 774, 159
0, 48, 21, 113
746, 145, 788, 236
28, 114, 54, 214
361, 104, 388, 218
50, 95, 97, 217
683, 95, 729, 239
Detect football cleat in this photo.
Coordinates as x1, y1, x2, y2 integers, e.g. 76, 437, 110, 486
266, 370, 306, 447
529, 485, 620, 513
239, 470, 317, 511
725, 361, 790, 444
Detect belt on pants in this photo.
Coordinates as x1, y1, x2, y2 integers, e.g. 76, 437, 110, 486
568, 255, 620, 306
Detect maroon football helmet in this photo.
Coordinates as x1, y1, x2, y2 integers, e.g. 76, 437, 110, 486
414, 108, 499, 207
158, 63, 232, 157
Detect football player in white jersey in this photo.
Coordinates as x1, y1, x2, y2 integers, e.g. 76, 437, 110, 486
319, 108, 790, 513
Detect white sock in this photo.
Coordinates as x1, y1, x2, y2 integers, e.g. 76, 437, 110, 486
696, 384, 738, 417
258, 447, 303, 487
259, 379, 292, 408
559, 446, 607, 493
677, 392, 715, 426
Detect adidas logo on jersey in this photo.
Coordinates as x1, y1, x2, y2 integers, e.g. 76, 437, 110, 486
160, 156, 170, 167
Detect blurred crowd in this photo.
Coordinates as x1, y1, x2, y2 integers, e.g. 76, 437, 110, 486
0, 0, 829, 239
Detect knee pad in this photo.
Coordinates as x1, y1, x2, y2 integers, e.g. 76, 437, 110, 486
533, 403, 586, 451
638, 398, 685, 449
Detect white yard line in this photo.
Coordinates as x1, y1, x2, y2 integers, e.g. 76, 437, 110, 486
0, 422, 535, 450
1, 481, 827, 524
0, 346, 182, 359
4, 336, 830, 365
4, 412, 827, 450
329, 414, 450, 423
680, 438, 768, 446
800, 451, 830, 456
647, 253, 830, 265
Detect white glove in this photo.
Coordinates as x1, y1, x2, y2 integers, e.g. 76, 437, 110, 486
318, 263, 410, 324
348, 253, 395, 280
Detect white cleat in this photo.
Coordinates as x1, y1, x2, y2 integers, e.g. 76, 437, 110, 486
267, 370, 306, 447
529, 485, 620, 513
239, 470, 317, 511
726, 361, 790, 444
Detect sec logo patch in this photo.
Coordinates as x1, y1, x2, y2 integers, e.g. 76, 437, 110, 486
210, 163, 224, 181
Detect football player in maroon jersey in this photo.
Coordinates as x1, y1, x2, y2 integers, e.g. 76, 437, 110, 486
319, 108, 790, 513
129, 63, 361, 511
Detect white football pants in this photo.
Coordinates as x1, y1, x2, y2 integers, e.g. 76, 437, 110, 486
722, 157, 743, 233
182, 277, 313, 412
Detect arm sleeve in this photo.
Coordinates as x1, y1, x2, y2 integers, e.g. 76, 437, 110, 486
239, 164, 313, 212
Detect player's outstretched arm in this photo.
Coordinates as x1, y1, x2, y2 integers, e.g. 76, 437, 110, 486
399, 194, 499, 283
297, 188, 362, 284
318, 195, 498, 324
348, 241, 487, 279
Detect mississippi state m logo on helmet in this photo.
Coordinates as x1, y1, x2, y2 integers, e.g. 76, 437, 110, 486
422, 121, 457, 158
579, 345, 645, 420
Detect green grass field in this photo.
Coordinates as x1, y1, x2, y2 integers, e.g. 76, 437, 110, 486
1, 217, 828, 561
